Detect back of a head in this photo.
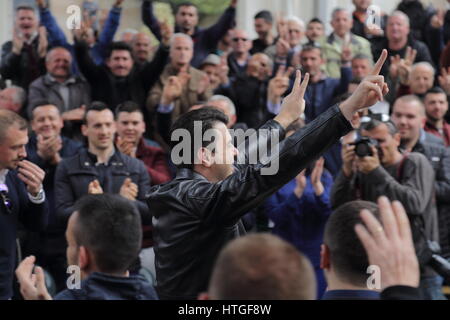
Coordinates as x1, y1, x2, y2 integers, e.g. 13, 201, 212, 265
73, 194, 142, 274
324, 201, 380, 287
208, 233, 316, 300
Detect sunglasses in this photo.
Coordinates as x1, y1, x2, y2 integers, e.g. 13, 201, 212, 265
232, 37, 248, 42
0, 184, 12, 215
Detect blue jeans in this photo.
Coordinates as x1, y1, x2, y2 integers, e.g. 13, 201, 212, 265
418, 276, 447, 300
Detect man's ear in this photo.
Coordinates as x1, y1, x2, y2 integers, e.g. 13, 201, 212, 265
197, 292, 210, 300
320, 244, 330, 270
78, 246, 90, 271
197, 147, 213, 167
421, 117, 426, 128
81, 124, 88, 137
393, 132, 402, 146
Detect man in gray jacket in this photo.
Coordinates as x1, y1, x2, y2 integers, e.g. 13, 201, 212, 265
27, 46, 91, 116
331, 117, 443, 299
28, 47, 90, 138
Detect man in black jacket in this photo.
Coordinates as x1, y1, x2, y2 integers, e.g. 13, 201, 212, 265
16, 194, 158, 300
147, 51, 389, 300
54, 102, 151, 227
74, 23, 171, 116
0, 109, 49, 299
371, 11, 434, 77
141, 0, 237, 68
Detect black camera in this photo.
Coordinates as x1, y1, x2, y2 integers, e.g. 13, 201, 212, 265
427, 241, 450, 280
350, 137, 379, 157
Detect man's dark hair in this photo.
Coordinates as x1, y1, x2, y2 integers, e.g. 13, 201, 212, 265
176, 2, 198, 14
106, 42, 133, 60
115, 101, 143, 119
72, 194, 142, 274
425, 86, 447, 98
324, 201, 380, 287
254, 10, 273, 24
208, 233, 316, 299
170, 107, 228, 169
301, 44, 323, 58
28, 99, 59, 119
0, 109, 28, 143
16, 5, 35, 13
308, 17, 323, 25
360, 118, 398, 136
83, 101, 110, 124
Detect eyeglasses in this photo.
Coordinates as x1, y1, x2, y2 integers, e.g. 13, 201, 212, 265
232, 37, 248, 42
0, 184, 12, 215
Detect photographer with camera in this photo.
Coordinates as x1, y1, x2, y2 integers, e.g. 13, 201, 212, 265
331, 117, 445, 300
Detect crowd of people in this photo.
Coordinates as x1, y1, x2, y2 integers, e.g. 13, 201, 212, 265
0, 0, 450, 300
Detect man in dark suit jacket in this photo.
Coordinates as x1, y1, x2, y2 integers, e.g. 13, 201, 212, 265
0, 109, 48, 299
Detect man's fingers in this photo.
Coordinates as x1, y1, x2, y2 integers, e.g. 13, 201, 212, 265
34, 266, 51, 300
284, 66, 294, 78
364, 81, 383, 101
410, 49, 417, 64
354, 223, 377, 257
16, 256, 36, 281
276, 65, 285, 77
359, 209, 387, 242
298, 73, 309, 98
370, 49, 387, 76
291, 70, 302, 95
377, 196, 398, 240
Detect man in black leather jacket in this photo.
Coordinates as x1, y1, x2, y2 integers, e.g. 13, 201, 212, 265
147, 51, 389, 300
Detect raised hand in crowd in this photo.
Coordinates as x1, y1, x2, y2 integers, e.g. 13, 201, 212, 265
275, 38, 290, 59
339, 49, 389, 121
17, 160, 45, 197
341, 40, 352, 65
160, 19, 173, 47
12, 29, 24, 55
15, 256, 52, 301
438, 67, 450, 95
120, 178, 138, 201
62, 105, 86, 122
35, 0, 47, 9
267, 65, 293, 104
217, 55, 230, 86
389, 46, 416, 83
273, 69, 310, 128
88, 179, 103, 195
310, 157, 325, 196
430, 9, 445, 29
161, 76, 184, 105
355, 196, 420, 290
197, 72, 211, 95
37, 26, 48, 59
116, 135, 136, 158
293, 169, 307, 198
73, 21, 90, 42
114, 0, 124, 8
37, 134, 63, 165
